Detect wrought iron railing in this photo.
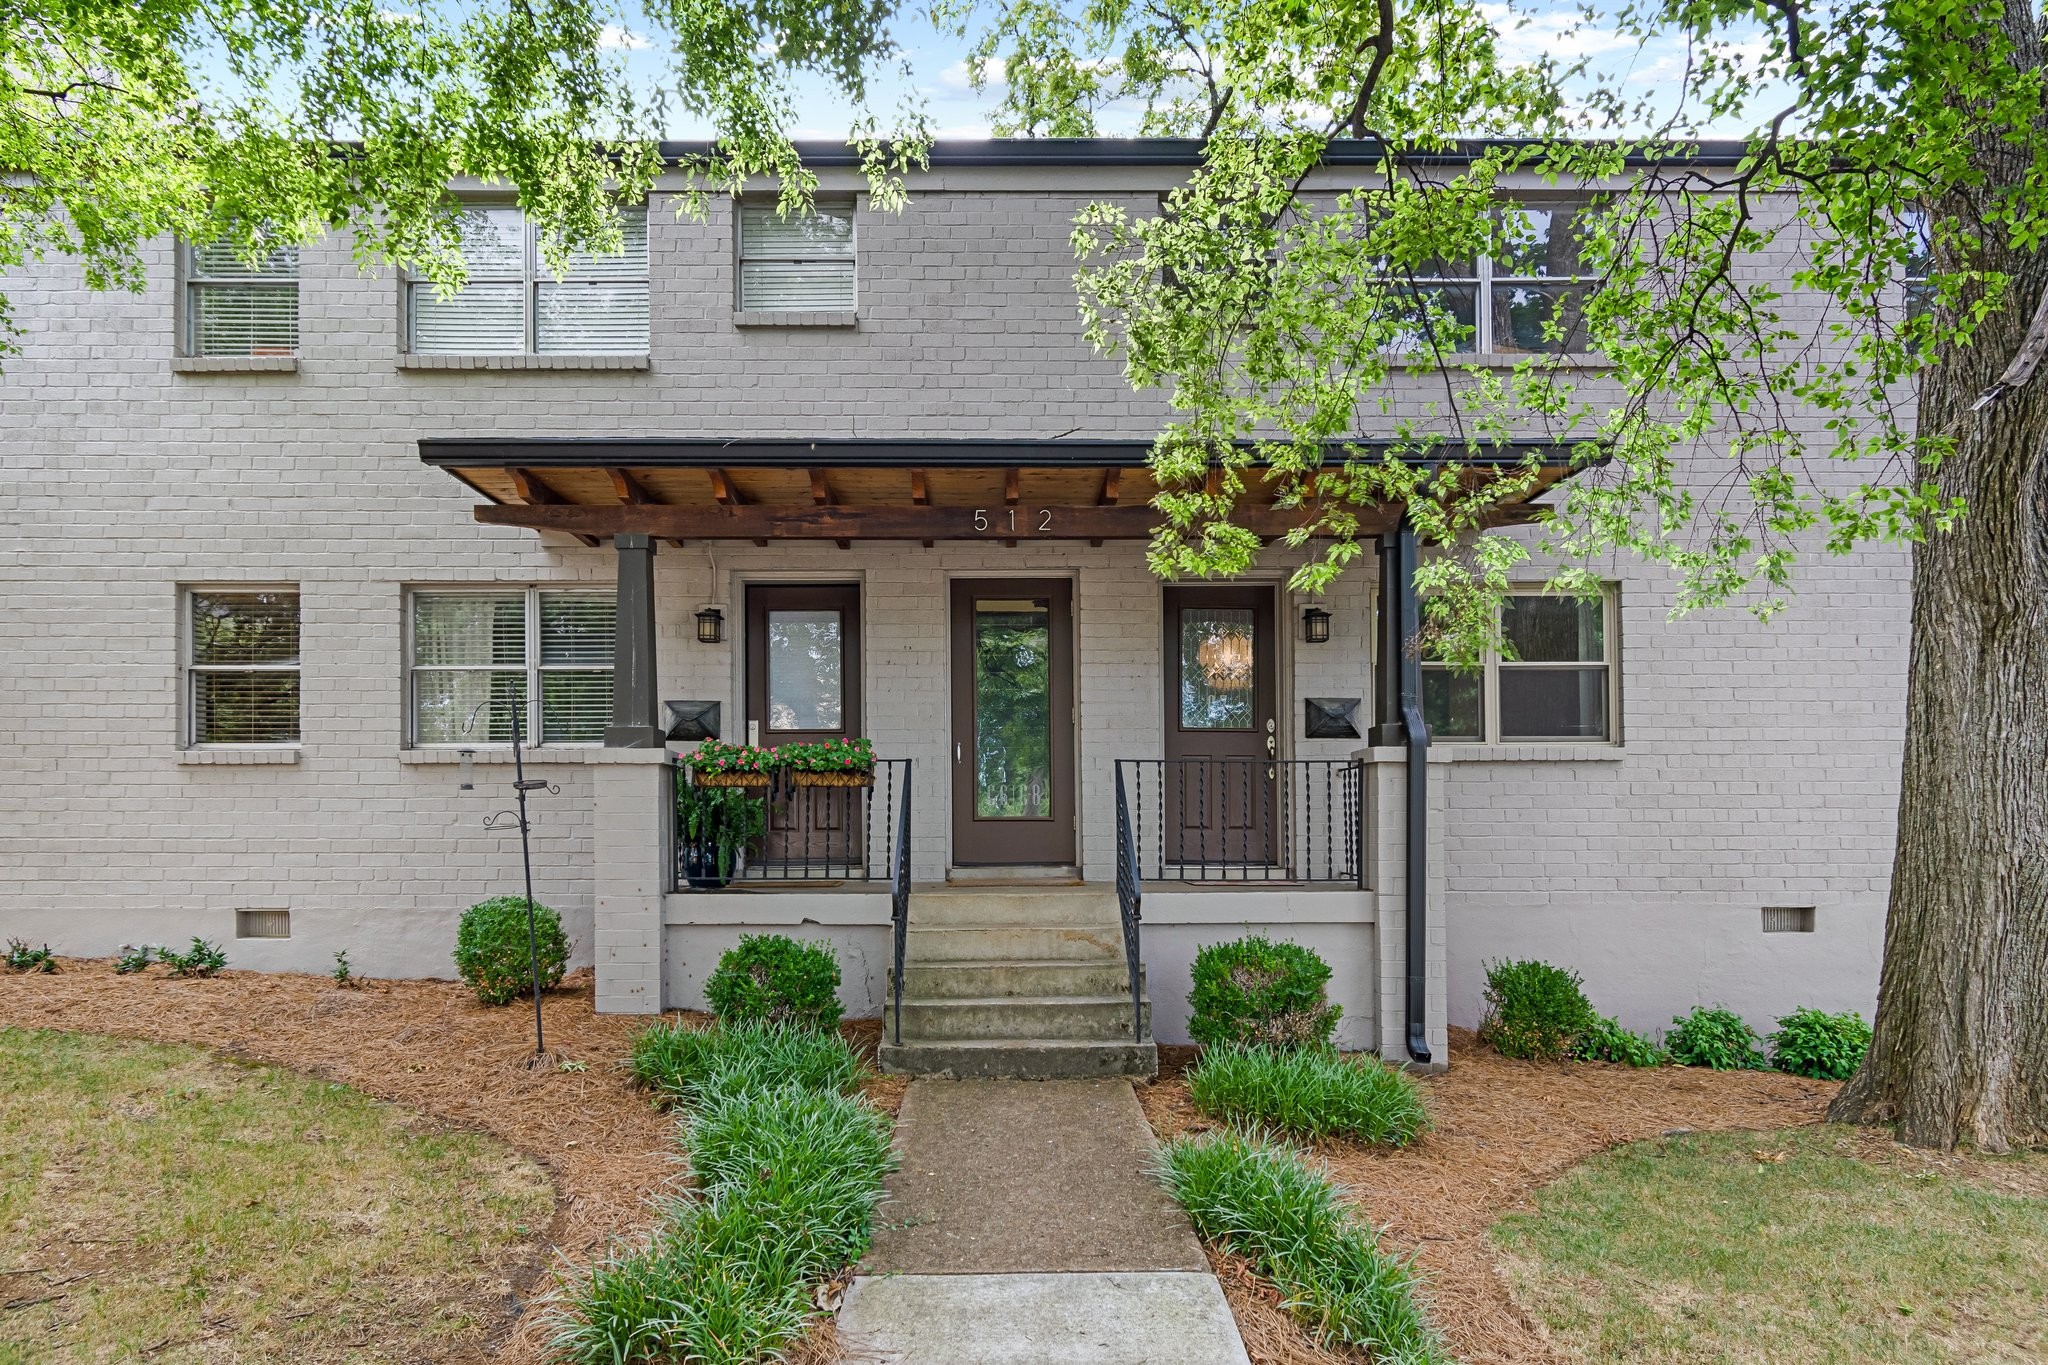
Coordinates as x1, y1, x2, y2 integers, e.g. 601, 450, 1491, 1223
673, 758, 911, 890
889, 761, 914, 1045
1112, 762, 1145, 1040
1113, 758, 1361, 884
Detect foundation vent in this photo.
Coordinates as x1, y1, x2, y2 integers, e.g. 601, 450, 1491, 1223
1761, 906, 1815, 934
235, 909, 292, 939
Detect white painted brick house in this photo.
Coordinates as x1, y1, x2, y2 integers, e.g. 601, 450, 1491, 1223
0, 139, 1905, 1072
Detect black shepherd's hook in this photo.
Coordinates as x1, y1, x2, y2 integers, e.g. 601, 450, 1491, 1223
464, 698, 556, 1059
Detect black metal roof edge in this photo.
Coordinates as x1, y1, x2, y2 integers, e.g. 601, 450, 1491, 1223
419, 435, 1599, 470
653, 136, 1754, 170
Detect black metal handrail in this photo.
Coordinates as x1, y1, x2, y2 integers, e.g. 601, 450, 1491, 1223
674, 758, 910, 890
1113, 762, 1144, 1041
1114, 758, 1362, 884
889, 761, 914, 1045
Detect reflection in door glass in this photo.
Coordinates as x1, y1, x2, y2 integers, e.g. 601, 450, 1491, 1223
1180, 608, 1256, 730
766, 610, 842, 731
974, 602, 1052, 818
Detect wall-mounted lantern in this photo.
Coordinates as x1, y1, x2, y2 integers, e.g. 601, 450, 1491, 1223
1301, 605, 1332, 644
695, 607, 725, 645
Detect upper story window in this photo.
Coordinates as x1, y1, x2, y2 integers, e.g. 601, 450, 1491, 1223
1421, 588, 1615, 743
1381, 200, 1597, 355
409, 589, 616, 746
408, 206, 648, 356
1902, 206, 1933, 320
738, 203, 856, 310
184, 239, 299, 357
187, 589, 300, 745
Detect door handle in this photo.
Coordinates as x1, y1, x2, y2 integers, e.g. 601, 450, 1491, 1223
956, 742, 962, 764
1265, 735, 1277, 756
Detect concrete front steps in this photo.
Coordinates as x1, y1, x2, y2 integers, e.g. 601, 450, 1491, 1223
880, 888, 1158, 1080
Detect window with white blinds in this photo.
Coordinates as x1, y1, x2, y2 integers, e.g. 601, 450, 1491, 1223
408, 206, 649, 356
410, 589, 615, 745
738, 203, 856, 310
188, 590, 300, 745
185, 240, 300, 357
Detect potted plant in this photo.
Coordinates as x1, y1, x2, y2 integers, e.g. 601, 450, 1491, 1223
675, 773, 768, 889
680, 738, 776, 789
781, 736, 877, 787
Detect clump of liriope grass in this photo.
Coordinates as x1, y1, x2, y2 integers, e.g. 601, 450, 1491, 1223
1157, 1129, 1447, 1365
628, 1018, 864, 1108
1186, 1044, 1429, 1146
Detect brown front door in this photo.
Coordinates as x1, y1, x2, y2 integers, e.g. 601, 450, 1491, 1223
746, 585, 862, 874
950, 579, 1076, 866
1164, 585, 1278, 867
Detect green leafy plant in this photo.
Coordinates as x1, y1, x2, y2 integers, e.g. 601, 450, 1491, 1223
1157, 1129, 1447, 1364
704, 935, 843, 1032
1667, 1006, 1769, 1071
1187, 935, 1341, 1048
630, 1020, 863, 1108
1769, 1008, 1872, 1081
1186, 1043, 1429, 1146
679, 739, 778, 781
775, 735, 877, 775
454, 897, 569, 1007
675, 773, 769, 883
4, 939, 55, 973
1573, 1015, 1670, 1068
156, 938, 227, 979
1477, 959, 1598, 1061
113, 943, 154, 975
330, 951, 356, 988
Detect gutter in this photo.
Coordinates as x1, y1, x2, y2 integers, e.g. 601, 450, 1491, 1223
1390, 521, 1433, 1065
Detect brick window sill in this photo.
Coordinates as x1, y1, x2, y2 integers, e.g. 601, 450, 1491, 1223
171, 355, 299, 374
179, 747, 302, 765
398, 354, 651, 372
732, 310, 858, 329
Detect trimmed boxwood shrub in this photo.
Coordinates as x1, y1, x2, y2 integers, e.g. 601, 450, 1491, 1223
1187, 935, 1341, 1049
1769, 1007, 1872, 1080
1477, 959, 1597, 1060
1666, 1005, 1769, 1070
704, 934, 843, 1031
455, 896, 569, 1006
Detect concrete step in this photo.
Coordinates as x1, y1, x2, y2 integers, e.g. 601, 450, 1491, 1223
899, 958, 1145, 1000
904, 923, 1125, 964
877, 1038, 1160, 1081
887, 994, 1152, 1043
910, 889, 1121, 928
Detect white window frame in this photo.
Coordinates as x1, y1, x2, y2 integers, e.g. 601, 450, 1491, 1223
404, 205, 648, 356
406, 587, 616, 748
184, 585, 302, 748
1421, 585, 1618, 745
735, 199, 858, 312
181, 240, 301, 357
1390, 197, 1596, 356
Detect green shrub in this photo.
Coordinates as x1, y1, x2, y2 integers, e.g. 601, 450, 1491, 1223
703, 935, 843, 1031
113, 943, 153, 975
1157, 1129, 1446, 1364
1573, 1015, 1670, 1067
1666, 1005, 1768, 1070
454, 896, 569, 1006
1187, 935, 1341, 1049
630, 1020, 863, 1108
1186, 1044, 1429, 1146
1476, 959, 1597, 1060
1768, 1007, 1871, 1080
156, 938, 227, 979
4, 939, 55, 973
330, 950, 356, 988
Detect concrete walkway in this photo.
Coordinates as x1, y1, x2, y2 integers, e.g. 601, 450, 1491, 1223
839, 1080, 1249, 1364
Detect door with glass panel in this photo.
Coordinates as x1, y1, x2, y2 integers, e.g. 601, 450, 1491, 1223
1164, 586, 1278, 869
745, 586, 862, 874
949, 581, 1076, 867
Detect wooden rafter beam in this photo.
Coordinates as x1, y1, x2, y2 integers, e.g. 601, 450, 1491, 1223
606, 467, 655, 504
509, 468, 598, 545
809, 468, 850, 548
911, 468, 932, 547
1099, 468, 1121, 506
707, 468, 766, 546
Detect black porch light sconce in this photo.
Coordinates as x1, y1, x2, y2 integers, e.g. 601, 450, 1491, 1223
1302, 605, 1332, 644
695, 607, 725, 645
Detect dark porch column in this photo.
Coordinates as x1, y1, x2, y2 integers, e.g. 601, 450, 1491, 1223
1370, 529, 1407, 746
605, 532, 663, 748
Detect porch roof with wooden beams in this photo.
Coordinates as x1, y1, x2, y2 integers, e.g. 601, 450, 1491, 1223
419, 437, 1590, 543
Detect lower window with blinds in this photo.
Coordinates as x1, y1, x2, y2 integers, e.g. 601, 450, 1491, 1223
409, 589, 615, 746
188, 589, 301, 745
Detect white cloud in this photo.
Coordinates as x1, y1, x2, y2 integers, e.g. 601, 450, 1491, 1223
936, 57, 1006, 92
601, 24, 652, 50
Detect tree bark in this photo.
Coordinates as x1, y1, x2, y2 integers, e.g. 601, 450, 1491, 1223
1828, 25, 2048, 1148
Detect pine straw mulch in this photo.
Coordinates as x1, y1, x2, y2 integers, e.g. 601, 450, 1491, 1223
1138, 1029, 1840, 1365
0, 959, 905, 1365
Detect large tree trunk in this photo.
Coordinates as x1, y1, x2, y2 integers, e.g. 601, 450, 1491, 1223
1828, 96, 2048, 1149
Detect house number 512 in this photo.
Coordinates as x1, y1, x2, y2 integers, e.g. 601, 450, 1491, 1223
972, 508, 1054, 532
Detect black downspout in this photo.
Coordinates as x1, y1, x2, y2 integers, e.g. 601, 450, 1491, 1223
1390, 519, 1433, 1065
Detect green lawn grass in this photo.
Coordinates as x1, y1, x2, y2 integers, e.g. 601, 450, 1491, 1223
0, 1027, 554, 1363
1492, 1124, 2048, 1364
